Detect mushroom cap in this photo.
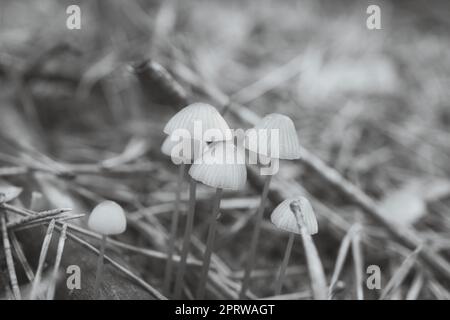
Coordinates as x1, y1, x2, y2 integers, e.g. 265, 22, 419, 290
270, 196, 318, 235
161, 134, 206, 164
88, 201, 127, 235
163, 103, 232, 142
189, 141, 247, 190
244, 113, 301, 160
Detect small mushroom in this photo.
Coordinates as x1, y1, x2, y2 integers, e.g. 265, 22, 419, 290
189, 141, 246, 298
88, 200, 126, 299
271, 196, 318, 235
270, 196, 318, 295
240, 113, 301, 299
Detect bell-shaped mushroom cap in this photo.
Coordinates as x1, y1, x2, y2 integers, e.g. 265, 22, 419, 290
244, 113, 301, 160
161, 134, 206, 164
189, 141, 247, 190
88, 201, 127, 235
163, 103, 232, 142
270, 196, 318, 235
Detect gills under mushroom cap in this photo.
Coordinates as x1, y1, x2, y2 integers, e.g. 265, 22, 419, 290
88, 200, 127, 235
189, 141, 247, 190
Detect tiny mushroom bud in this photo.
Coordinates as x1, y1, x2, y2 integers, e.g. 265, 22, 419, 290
88, 200, 127, 235
164, 102, 232, 142
271, 196, 318, 235
88, 200, 126, 299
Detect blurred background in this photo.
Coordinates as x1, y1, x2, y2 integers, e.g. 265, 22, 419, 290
1, 0, 450, 300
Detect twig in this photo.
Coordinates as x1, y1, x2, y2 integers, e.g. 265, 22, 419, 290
30, 219, 56, 300
46, 223, 68, 300
1, 212, 21, 299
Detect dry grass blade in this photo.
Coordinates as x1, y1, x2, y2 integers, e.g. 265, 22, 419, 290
9, 232, 35, 281
30, 219, 56, 300
406, 272, 424, 300
289, 202, 327, 300
351, 224, 364, 300
380, 245, 423, 300
1, 212, 21, 299
328, 224, 359, 298
6, 208, 72, 229
11, 213, 84, 231
46, 223, 68, 300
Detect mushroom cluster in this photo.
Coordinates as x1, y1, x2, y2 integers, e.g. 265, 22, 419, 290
159, 105, 322, 300
86, 102, 321, 300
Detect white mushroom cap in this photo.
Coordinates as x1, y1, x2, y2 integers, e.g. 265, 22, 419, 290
244, 113, 301, 160
88, 201, 127, 235
189, 141, 247, 190
163, 103, 232, 142
270, 196, 318, 235
161, 134, 207, 164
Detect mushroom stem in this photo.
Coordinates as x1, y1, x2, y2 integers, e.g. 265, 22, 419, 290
196, 188, 223, 299
163, 163, 186, 296
93, 234, 107, 299
291, 205, 327, 300
240, 174, 272, 299
274, 232, 295, 295
173, 177, 197, 299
